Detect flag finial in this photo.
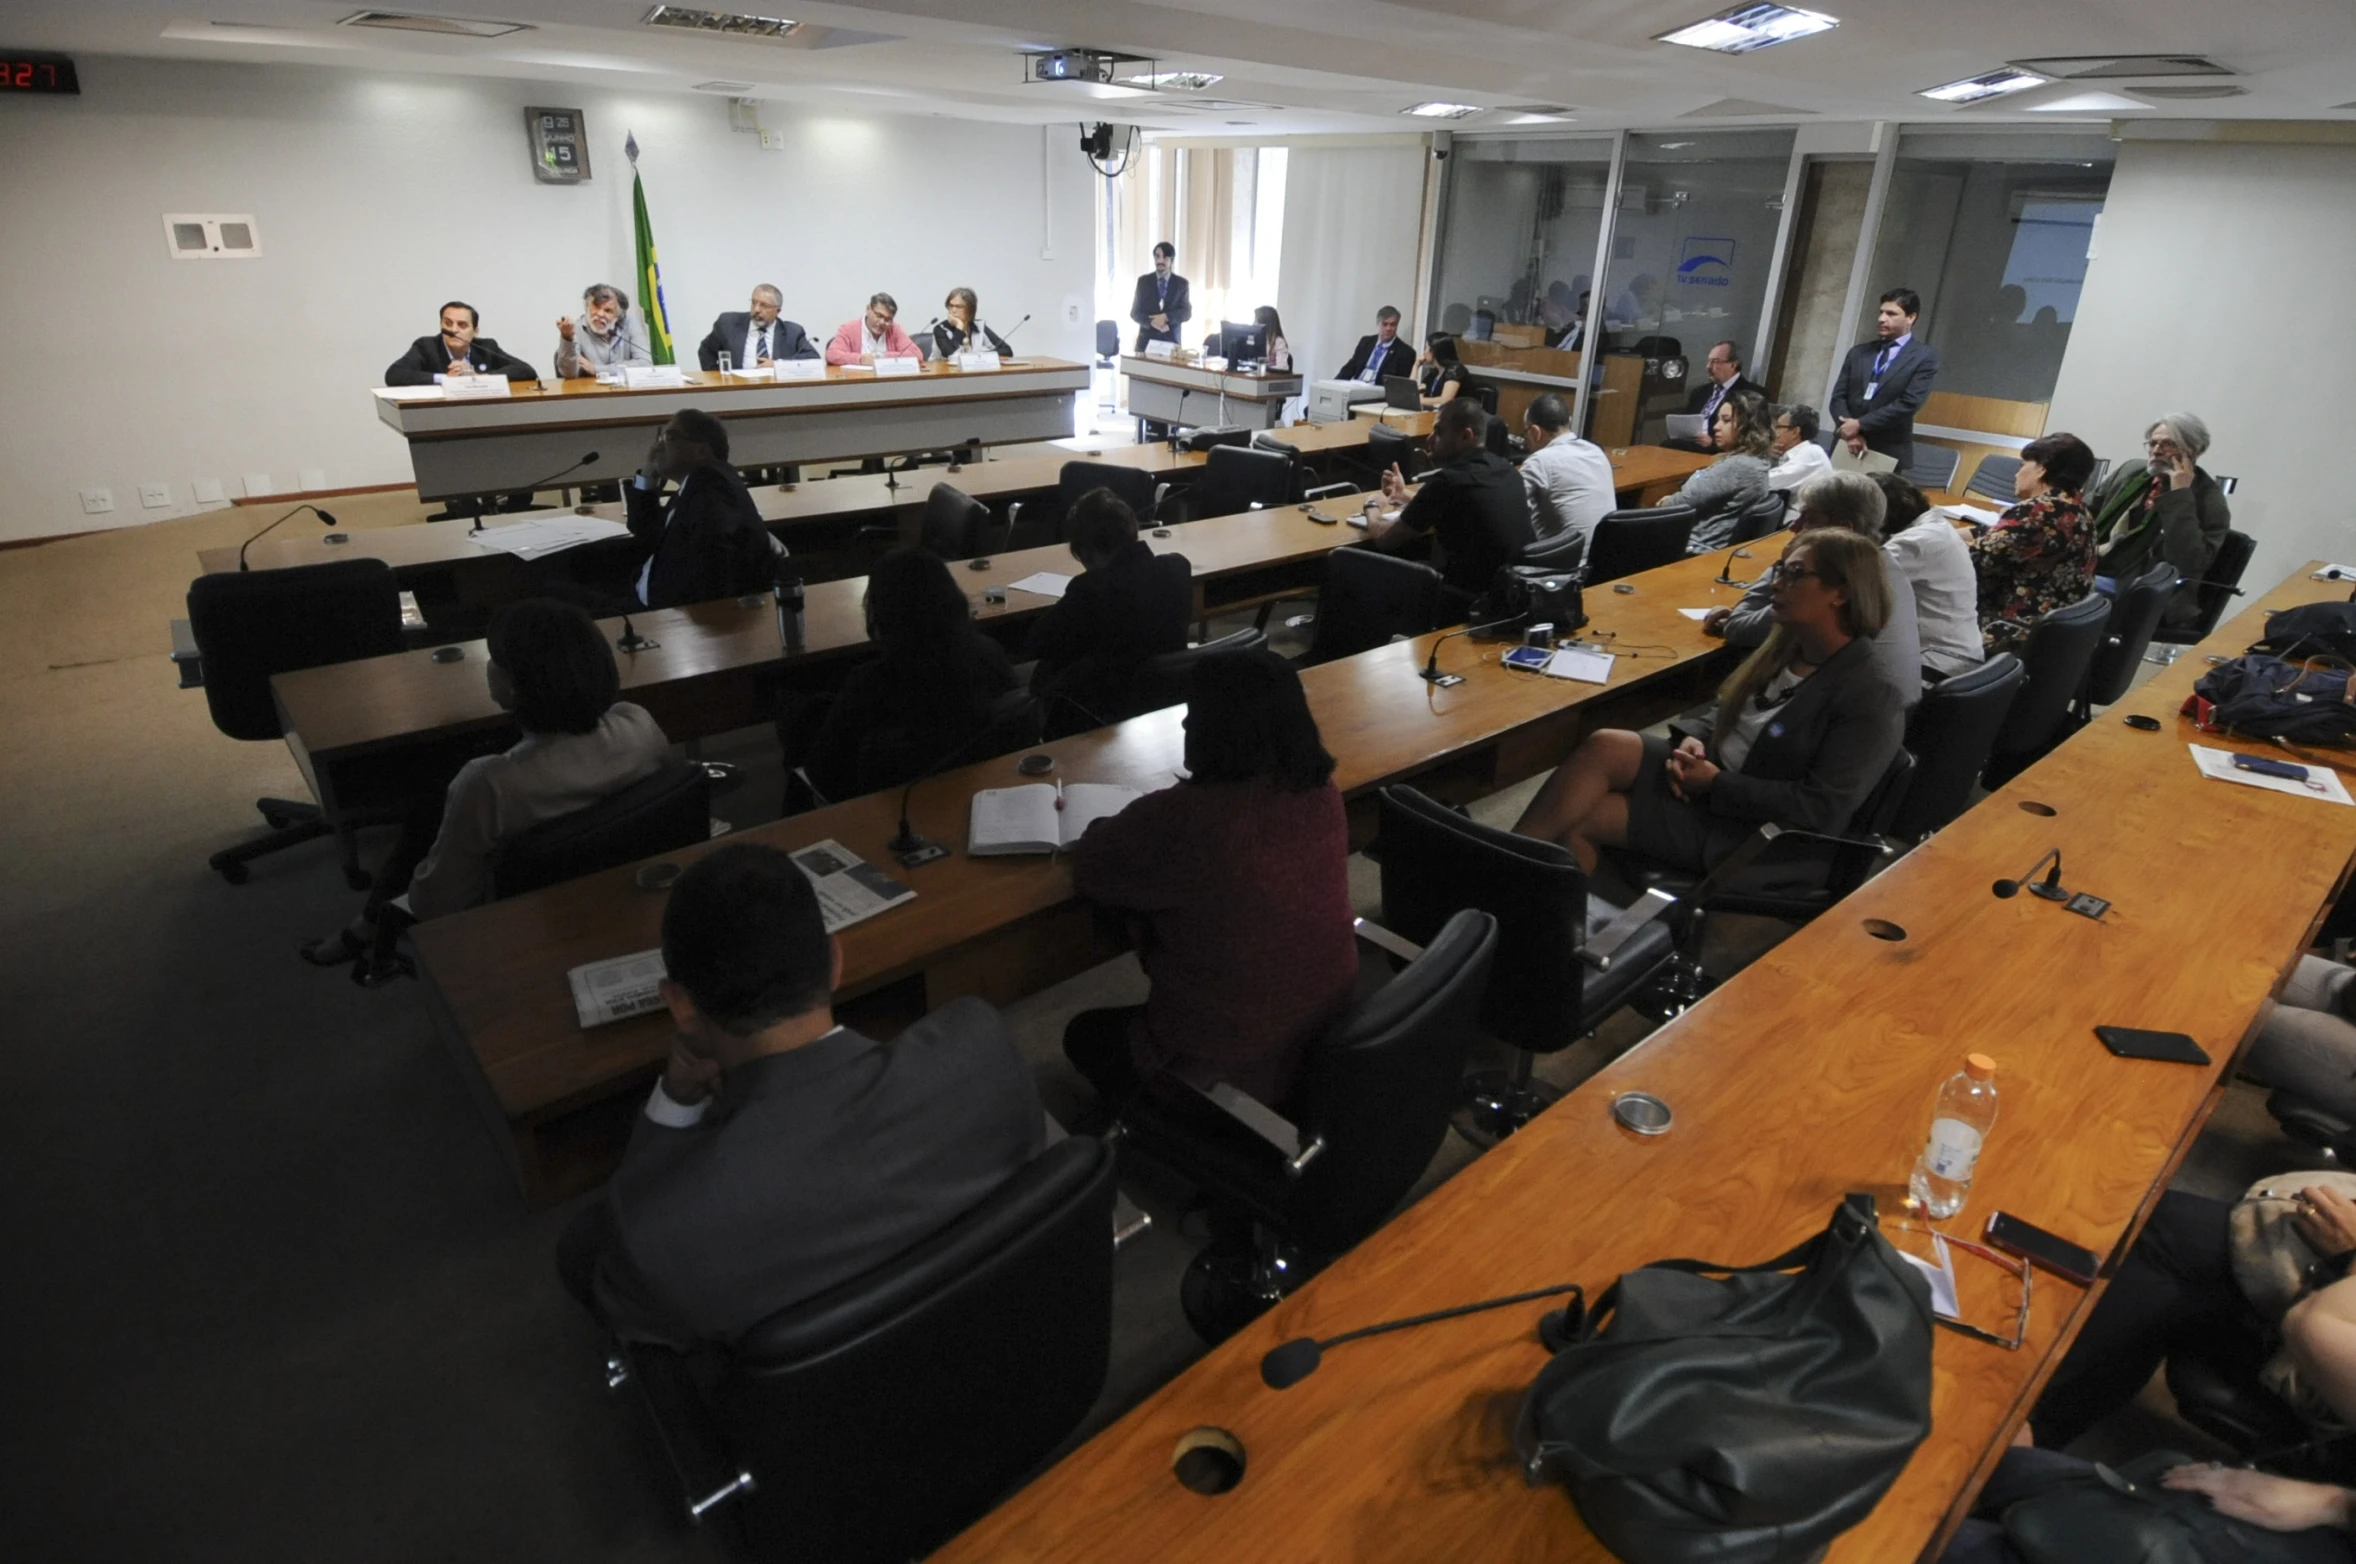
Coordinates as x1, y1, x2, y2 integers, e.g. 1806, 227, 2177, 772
625, 131, 640, 165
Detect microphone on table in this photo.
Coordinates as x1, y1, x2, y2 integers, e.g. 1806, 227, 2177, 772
237, 503, 338, 571
474, 449, 601, 534
1169, 387, 1191, 453
616, 612, 658, 654
1992, 847, 2068, 903
1712, 537, 1760, 587
1001, 312, 1031, 341
1421, 614, 1530, 682
1260, 1283, 1585, 1390
885, 715, 1034, 863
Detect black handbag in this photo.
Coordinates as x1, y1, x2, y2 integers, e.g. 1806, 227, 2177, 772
1514, 1194, 1934, 1564
2187, 656, 2356, 748
2000, 1450, 2352, 1564
1467, 565, 1588, 641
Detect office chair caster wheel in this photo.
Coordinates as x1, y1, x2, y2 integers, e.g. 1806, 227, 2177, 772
1178, 1234, 1296, 1346
215, 861, 250, 886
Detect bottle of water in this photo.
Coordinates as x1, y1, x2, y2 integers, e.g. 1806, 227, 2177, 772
1909, 1054, 1998, 1220
775, 572, 805, 652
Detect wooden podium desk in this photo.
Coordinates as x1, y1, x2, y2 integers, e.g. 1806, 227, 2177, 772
373, 358, 1092, 501
411, 552, 1750, 1201
930, 563, 2356, 1564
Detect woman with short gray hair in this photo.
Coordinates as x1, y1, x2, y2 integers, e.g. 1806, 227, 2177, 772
2088, 412, 2233, 628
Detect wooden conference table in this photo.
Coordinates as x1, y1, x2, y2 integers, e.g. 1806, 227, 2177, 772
373, 357, 1092, 501
409, 549, 1754, 1201
931, 563, 2356, 1564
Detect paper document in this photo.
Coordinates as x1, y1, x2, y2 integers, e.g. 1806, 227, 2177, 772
2190, 744, 2353, 805
471, 516, 631, 561
789, 839, 918, 931
1541, 646, 1616, 684
2313, 565, 2356, 582
622, 366, 688, 389
1896, 1237, 1964, 1321
1678, 607, 1713, 621
377, 385, 448, 403
441, 377, 515, 400
1005, 571, 1073, 599
1936, 503, 2005, 528
1664, 413, 1707, 443
969, 782, 1142, 856
568, 949, 668, 1029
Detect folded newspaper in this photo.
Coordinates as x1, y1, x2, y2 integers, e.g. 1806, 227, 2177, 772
564, 839, 917, 1028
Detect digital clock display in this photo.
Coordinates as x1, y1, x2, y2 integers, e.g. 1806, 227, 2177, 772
2, 54, 79, 95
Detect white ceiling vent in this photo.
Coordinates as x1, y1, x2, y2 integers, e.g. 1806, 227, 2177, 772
1680, 98, 1814, 117
691, 80, 757, 92
164, 214, 262, 259
2011, 54, 2233, 79
2126, 83, 2249, 100
338, 11, 532, 38
644, 6, 804, 39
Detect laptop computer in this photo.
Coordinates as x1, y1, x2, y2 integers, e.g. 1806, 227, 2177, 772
1382, 374, 1422, 410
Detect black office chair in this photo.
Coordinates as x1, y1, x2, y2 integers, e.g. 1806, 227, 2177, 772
1728, 489, 1790, 545
1127, 627, 1268, 715
2151, 528, 2256, 657
1965, 455, 2021, 504
1364, 422, 1419, 488
919, 482, 994, 558
910, 330, 937, 362
1891, 655, 2022, 842
1299, 547, 1444, 666
1376, 785, 1675, 1146
607, 1135, 1118, 1562
1981, 593, 2111, 787
1583, 503, 1697, 584
1114, 908, 1499, 1342
1518, 526, 1587, 572
1005, 460, 1157, 550
186, 559, 410, 888
1170, 445, 1295, 522
1903, 444, 1960, 493
2071, 560, 2180, 723
487, 757, 711, 900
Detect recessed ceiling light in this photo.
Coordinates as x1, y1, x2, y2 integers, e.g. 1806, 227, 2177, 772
642, 5, 802, 39
1505, 113, 1575, 125
2030, 90, 2151, 113
339, 11, 532, 38
1656, 3, 1837, 55
1403, 101, 1482, 119
1124, 69, 1222, 90
1919, 68, 2048, 104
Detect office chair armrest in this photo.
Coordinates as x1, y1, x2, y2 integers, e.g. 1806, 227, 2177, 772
169, 618, 204, 688
610, 1339, 757, 1525
1353, 915, 1424, 964
1304, 480, 1356, 502
1579, 888, 1681, 970
1152, 481, 1172, 522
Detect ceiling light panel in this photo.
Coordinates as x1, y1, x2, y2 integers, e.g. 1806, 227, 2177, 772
642, 6, 803, 39
1123, 70, 1222, 90
1656, 4, 1837, 55
1403, 101, 1482, 119
2010, 54, 2232, 79
339, 11, 532, 37
1919, 68, 2048, 104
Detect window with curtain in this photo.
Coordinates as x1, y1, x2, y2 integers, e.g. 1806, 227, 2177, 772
1096, 145, 1290, 351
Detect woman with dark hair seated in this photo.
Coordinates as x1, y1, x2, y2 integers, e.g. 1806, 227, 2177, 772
1674, 388, 1777, 553
1968, 431, 2099, 652
1064, 647, 1358, 1110
1514, 529, 1905, 872
800, 547, 1017, 804
301, 598, 669, 979
1417, 332, 1476, 409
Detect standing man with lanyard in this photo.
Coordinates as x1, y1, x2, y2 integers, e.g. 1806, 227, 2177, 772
1129, 242, 1191, 353
1828, 288, 1941, 472
1337, 306, 1410, 384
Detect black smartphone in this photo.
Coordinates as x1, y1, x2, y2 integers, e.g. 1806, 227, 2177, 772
2094, 1024, 2211, 1065
1986, 1211, 2102, 1285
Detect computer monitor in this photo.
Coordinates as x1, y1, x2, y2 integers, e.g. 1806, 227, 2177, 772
1216, 321, 1268, 366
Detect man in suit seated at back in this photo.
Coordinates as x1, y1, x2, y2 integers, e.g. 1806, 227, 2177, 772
1336, 305, 1412, 385
1664, 340, 1766, 452
559, 843, 1045, 1348
1828, 287, 1941, 471
384, 300, 538, 385
624, 409, 778, 609
696, 284, 818, 373
1030, 488, 1192, 733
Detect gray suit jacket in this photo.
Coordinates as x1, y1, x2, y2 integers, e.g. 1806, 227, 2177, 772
1703, 634, 1907, 839
598, 998, 1045, 1347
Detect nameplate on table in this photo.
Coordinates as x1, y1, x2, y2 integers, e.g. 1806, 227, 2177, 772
441, 376, 515, 399
954, 351, 1002, 373
621, 365, 689, 389
874, 355, 923, 377
1143, 340, 1178, 360
773, 357, 827, 380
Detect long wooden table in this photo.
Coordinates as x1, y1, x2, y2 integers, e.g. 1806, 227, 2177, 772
929, 563, 2356, 1564
410, 550, 1754, 1200
374, 358, 1092, 500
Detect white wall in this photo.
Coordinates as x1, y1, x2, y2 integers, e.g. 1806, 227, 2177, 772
0, 55, 1098, 542
2050, 139, 2356, 596
1276, 145, 1427, 393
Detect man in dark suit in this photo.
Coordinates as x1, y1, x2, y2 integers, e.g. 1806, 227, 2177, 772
1370, 396, 1536, 600
383, 300, 537, 385
696, 283, 818, 373
1128, 241, 1191, 353
624, 409, 777, 609
1666, 340, 1768, 451
1828, 288, 1942, 471
559, 843, 1044, 1347
1336, 305, 1412, 385
1030, 488, 1191, 731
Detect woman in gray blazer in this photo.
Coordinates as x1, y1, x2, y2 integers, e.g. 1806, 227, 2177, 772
1676, 390, 1776, 552
1515, 528, 1906, 872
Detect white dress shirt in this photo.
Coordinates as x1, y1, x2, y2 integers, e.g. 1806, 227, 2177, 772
1886, 518, 1985, 676
1767, 439, 1834, 519
1520, 435, 1619, 545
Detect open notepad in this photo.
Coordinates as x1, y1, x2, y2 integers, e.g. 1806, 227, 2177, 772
968, 783, 1140, 856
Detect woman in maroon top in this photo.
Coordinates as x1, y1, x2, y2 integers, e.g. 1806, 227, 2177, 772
1066, 648, 1358, 1111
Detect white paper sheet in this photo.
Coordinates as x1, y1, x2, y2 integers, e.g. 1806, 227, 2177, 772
1679, 607, 1713, 621
1005, 571, 1073, 599
470, 516, 630, 561
2312, 565, 2356, 582
2190, 743, 2353, 805
1541, 646, 1616, 684
1936, 503, 2005, 528
789, 839, 917, 930
567, 949, 667, 1029
1897, 1236, 1964, 1320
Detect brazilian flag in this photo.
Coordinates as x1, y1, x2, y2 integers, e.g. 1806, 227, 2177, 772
632, 164, 676, 365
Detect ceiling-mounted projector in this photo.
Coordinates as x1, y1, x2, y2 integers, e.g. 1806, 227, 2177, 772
1022, 48, 1154, 94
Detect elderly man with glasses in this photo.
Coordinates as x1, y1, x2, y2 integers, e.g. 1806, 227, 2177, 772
2087, 412, 2234, 628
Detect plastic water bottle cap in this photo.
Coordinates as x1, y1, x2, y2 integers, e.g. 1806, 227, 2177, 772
1965, 1053, 1997, 1080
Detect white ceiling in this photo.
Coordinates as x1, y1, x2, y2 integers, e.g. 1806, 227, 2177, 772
10, 0, 2356, 135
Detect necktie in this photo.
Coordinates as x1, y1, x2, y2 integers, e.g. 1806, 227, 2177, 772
755, 324, 770, 362
1874, 342, 1897, 378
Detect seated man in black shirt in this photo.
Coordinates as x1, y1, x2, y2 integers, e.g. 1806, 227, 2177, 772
558, 843, 1044, 1348
1030, 488, 1191, 732
1369, 396, 1536, 599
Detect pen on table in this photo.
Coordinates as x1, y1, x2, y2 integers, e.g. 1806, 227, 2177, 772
1054, 779, 1065, 811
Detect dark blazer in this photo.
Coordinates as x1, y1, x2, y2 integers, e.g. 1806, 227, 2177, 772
2087, 459, 2233, 628
932, 319, 1012, 359
1128, 271, 1192, 352
803, 637, 1018, 804
596, 1001, 1046, 1347
1030, 540, 1192, 724
1390, 448, 1536, 597
1681, 373, 1767, 421
1337, 333, 1413, 384
696, 312, 818, 373
1827, 337, 1941, 467
1704, 635, 1906, 839
383, 334, 537, 386
624, 460, 776, 609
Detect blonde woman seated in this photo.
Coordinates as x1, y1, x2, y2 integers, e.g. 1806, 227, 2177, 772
1514, 529, 1907, 873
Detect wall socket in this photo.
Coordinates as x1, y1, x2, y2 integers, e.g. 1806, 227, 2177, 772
759, 128, 784, 151
241, 472, 275, 499
139, 482, 173, 509
1062, 296, 1083, 327
193, 478, 226, 507
80, 488, 115, 515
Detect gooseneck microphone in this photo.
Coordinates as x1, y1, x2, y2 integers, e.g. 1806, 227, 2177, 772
473, 449, 602, 534
1712, 539, 1757, 588
886, 716, 1032, 862
615, 612, 658, 654
1992, 847, 2066, 902
1421, 614, 1532, 682
237, 503, 338, 571
1260, 1283, 1584, 1390
1000, 312, 1031, 342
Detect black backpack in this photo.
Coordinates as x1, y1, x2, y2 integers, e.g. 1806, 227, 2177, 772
2189, 657, 2356, 748
1466, 566, 1587, 642
2253, 600, 2356, 665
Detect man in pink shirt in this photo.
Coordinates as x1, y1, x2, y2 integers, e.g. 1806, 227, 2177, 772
823, 291, 923, 366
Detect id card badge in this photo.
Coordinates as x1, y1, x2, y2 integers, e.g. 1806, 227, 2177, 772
1863, 380, 1880, 399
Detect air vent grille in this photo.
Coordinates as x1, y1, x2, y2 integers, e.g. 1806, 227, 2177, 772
645, 6, 803, 39
2127, 83, 2249, 100
2011, 54, 2233, 79
338, 11, 532, 37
